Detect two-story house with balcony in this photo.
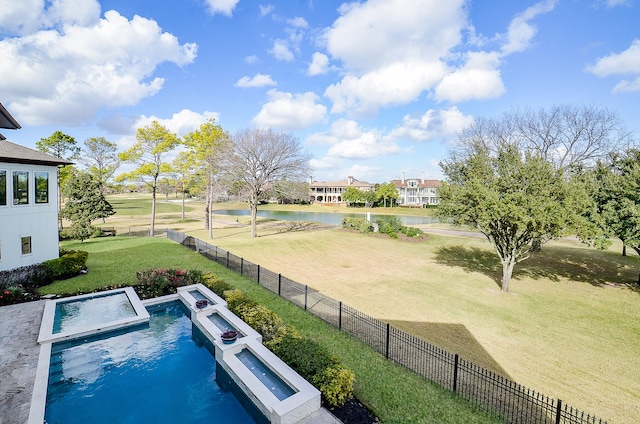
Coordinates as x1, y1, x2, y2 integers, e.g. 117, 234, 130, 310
0, 102, 71, 271
308, 176, 375, 205
391, 175, 441, 207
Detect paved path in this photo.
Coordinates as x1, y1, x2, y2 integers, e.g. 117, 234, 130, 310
0, 301, 45, 424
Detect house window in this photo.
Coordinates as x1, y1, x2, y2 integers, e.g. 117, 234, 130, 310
13, 171, 29, 205
0, 170, 6, 205
35, 172, 49, 203
21, 236, 32, 255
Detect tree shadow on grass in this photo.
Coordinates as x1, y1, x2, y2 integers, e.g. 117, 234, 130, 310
434, 244, 640, 292
387, 319, 512, 379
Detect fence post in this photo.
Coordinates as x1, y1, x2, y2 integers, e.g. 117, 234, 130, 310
226, 251, 229, 268
555, 399, 562, 424
339, 301, 342, 330
257, 265, 260, 284
240, 258, 244, 275
304, 285, 308, 311
453, 354, 459, 393
385, 323, 390, 359
278, 274, 282, 296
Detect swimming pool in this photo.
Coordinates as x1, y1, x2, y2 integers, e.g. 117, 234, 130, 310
52, 291, 136, 334
45, 301, 262, 424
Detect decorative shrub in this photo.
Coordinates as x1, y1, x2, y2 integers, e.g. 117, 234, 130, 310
342, 217, 373, 233
0, 286, 26, 306
134, 268, 202, 299
235, 303, 286, 343
376, 216, 403, 237
201, 273, 231, 296
403, 226, 424, 238
316, 364, 356, 407
44, 250, 89, 279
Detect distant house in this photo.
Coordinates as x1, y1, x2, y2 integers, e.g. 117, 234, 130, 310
391, 175, 441, 207
0, 102, 71, 271
309, 176, 374, 204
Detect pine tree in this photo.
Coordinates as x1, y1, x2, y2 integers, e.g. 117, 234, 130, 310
60, 171, 115, 241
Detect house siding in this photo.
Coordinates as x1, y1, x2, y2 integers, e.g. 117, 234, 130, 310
0, 162, 60, 271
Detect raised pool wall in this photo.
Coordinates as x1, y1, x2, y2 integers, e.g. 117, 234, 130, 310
29, 283, 320, 424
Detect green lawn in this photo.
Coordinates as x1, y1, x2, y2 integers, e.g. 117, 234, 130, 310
42, 236, 499, 424
88, 196, 640, 423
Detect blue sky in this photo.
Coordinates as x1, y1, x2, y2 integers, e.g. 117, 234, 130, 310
1, 0, 639, 183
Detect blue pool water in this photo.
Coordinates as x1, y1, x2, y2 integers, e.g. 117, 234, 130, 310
45, 301, 259, 424
53, 291, 136, 334
236, 350, 296, 401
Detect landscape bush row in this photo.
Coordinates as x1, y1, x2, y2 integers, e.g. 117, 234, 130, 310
202, 273, 355, 407
342, 216, 424, 239
0, 249, 88, 305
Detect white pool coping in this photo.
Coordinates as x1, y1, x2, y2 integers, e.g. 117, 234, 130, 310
29, 284, 321, 424
37, 287, 150, 345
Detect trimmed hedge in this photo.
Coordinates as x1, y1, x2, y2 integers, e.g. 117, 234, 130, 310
44, 250, 89, 279
0, 249, 89, 305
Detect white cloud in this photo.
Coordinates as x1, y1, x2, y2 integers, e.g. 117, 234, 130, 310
325, 60, 447, 116
0, 10, 197, 126
136, 109, 220, 137
388, 107, 474, 142
116, 109, 219, 152
586, 39, 640, 92
235, 74, 277, 88
319, 0, 555, 116
0, 0, 101, 36
501, 0, 557, 55
288, 16, 308, 28
259, 4, 275, 18
252, 89, 328, 130
434, 52, 505, 102
324, 0, 466, 72
603, 0, 629, 7
269, 39, 295, 61
244, 55, 260, 64
307, 119, 403, 160
204, 0, 239, 16
307, 52, 330, 76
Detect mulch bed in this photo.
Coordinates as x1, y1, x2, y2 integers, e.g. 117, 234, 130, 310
328, 398, 380, 423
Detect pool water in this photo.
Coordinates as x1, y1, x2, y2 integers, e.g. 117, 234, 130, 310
236, 350, 296, 401
45, 301, 258, 424
52, 291, 136, 334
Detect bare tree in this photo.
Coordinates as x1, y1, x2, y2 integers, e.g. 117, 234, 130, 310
455, 104, 634, 170
225, 128, 311, 237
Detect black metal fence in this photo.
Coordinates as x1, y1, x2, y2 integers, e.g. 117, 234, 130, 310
167, 229, 607, 424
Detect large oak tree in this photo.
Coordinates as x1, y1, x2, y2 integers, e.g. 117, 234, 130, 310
438, 142, 587, 292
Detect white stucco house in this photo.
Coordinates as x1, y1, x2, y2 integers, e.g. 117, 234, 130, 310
0, 102, 71, 271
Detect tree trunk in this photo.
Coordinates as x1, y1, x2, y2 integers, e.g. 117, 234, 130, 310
181, 189, 185, 220
208, 196, 213, 239
150, 183, 157, 237
250, 195, 258, 238
500, 256, 516, 292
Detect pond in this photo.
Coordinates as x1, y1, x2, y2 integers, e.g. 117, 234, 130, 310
213, 209, 438, 226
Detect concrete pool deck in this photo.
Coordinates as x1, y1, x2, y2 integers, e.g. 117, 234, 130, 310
0, 300, 341, 424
